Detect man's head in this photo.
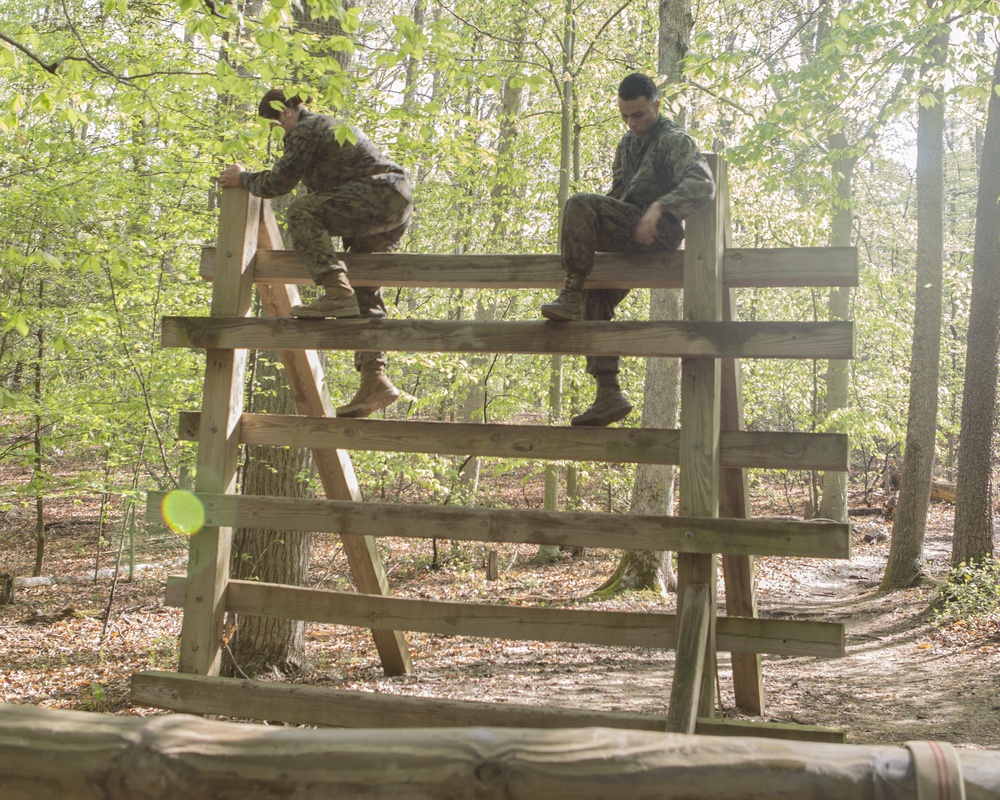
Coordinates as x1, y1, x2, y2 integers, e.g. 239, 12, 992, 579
617, 73, 660, 140
257, 88, 309, 133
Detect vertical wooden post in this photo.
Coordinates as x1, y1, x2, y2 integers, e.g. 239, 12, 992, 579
718, 193, 765, 715
254, 204, 412, 676
720, 301, 765, 715
179, 188, 259, 676
669, 156, 725, 731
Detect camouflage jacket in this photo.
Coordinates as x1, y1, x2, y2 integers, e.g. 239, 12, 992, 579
608, 116, 715, 220
240, 109, 407, 199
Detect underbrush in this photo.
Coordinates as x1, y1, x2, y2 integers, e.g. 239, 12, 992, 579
932, 558, 1000, 626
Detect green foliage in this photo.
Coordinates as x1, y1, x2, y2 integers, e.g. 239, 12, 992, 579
932, 559, 1000, 625
0, 0, 997, 526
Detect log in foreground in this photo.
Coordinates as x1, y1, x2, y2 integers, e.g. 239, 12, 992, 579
1, 705, 996, 800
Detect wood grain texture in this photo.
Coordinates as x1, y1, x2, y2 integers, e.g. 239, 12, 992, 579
161, 317, 856, 360
176, 412, 850, 470
128, 671, 846, 742
7, 704, 997, 800
199, 245, 859, 288
147, 491, 851, 559
722, 282, 765, 714
675, 156, 727, 719
160, 577, 845, 657
178, 188, 259, 677
665, 584, 712, 733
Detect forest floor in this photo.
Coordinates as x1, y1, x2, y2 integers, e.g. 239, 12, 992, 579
1, 475, 999, 750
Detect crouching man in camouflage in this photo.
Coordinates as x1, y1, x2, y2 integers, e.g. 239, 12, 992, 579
541, 73, 715, 427
218, 88, 412, 418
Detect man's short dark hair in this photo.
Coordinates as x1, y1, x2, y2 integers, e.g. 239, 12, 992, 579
618, 73, 658, 102
256, 88, 308, 120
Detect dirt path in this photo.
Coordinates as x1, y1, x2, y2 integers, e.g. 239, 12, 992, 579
2, 502, 998, 749
751, 512, 1000, 748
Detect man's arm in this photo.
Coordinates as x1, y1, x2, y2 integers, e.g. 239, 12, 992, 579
634, 132, 714, 245
653, 132, 715, 220
237, 124, 317, 199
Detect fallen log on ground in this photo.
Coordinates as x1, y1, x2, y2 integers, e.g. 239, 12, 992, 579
0, 704, 997, 799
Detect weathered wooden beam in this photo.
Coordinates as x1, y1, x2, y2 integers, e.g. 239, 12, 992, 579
665, 584, 713, 733
675, 157, 727, 721
147, 491, 851, 559
178, 187, 259, 677
129, 671, 846, 743
6, 704, 998, 800
721, 285, 765, 715
175, 412, 851, 471
161, 577, 845, 657
161, 317, 856, 360
198, 246, 860, 288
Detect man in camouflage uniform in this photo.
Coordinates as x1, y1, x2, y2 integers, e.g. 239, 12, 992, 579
219, 88, 412, 418
541, 73, 715, 426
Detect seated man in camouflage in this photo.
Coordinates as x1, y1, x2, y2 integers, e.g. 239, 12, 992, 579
218, 88, 412, 418
541, 73, 715, 427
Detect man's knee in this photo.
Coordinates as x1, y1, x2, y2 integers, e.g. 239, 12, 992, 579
564, 192, 600, 220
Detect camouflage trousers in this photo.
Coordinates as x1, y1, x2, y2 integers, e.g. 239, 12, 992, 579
287, 173, 413, 370
561, 192, 684, 377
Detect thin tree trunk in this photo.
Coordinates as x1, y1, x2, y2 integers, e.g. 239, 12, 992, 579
533, 0, 575, 566
952, 43, 1000, 566
818, 138, 855, 524
32, 279, 45, 578
814, 0, 849, 524
882, 22, 948, 590
592, 279, 681, 597
593, 0, 692, 595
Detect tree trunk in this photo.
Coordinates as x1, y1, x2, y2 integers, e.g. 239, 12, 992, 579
223, 352, 312, 678
532, 0, 575, 567
882, 22, 949, 590
818, 138, 854, 524
953, 43, 1000, 566
593, 0, 692, 596
32, 280, 45, 578
594, 288, 681, 597
218, 0, 356, 677
814, 0, 850, 525
658, 0, 691, 81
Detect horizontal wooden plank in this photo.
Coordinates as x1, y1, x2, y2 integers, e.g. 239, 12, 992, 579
692, 716, 846, 743
200, 247, 859, 289
161, 317, 855, 360
177, 412, 849, 471
130, 670, 845, 743
162, 578, 844, 657
147, 491, 850, 559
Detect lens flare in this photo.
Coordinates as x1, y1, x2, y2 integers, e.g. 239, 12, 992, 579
161, 490, 206, 536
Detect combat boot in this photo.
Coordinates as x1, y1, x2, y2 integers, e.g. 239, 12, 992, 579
571, 374, 633, 427
336, 365, 401, 418
291, 272, 361, 319
540, 275, 585, 321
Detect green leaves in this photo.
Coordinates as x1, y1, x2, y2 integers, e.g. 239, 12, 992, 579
2, 312, 30, 337
0, 0, 994, 519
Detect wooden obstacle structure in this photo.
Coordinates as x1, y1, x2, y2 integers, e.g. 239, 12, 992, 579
134, 156, 856, 740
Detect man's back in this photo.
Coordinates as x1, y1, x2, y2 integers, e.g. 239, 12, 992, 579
244, 109, 405, 198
